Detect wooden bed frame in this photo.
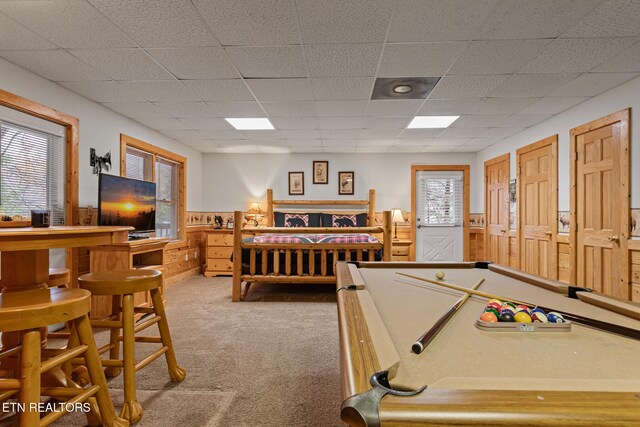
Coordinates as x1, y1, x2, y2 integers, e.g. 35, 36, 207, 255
232, 189, 391, 301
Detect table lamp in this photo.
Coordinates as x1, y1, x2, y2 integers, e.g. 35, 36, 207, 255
248, 202, 262, 227
391, 208, 404, 240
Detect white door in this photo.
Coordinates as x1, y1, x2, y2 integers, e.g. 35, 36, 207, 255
415, 171, 464, 262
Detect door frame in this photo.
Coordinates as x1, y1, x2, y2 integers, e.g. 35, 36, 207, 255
484, 153, 510, 265
516, 135, 558, 279
410, 165, 470, 261
569, 108, 630, 289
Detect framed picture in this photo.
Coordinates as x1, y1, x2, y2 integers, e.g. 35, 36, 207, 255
338, 171, 354, 195
313, 161, 328, 184
226, 221, 234, 229
288, 171, 304, 195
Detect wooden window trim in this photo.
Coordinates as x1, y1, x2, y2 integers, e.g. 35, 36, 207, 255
0, 88, 80, 284
120, 133, 187, 242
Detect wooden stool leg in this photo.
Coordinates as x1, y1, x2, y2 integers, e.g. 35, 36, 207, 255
19, 329, 41, 427
105, 295, 122, 379
120, 294, 142, 423
74, 314, 129, 427
150, 288, 186, 382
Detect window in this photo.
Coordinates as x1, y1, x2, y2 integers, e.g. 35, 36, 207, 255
418, 172, 463, 226
0, 118, 66, 224
121, 134, 185, 240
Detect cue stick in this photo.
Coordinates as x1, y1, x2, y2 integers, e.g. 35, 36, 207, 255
412, 278, 484, 354
397, 272, 640, 341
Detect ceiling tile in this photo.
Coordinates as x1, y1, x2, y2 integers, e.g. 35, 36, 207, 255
289, 146, 323, 153
193, 0, 299, 46
322, 139, 358, 147
450, 114, 510, 127
563, 0, 640, 38
467, 137, 504, 146
317, 116, 363, 129
517, 96, 589, 114
162, 130, 202, 140
422, 146, 462, 153
388, 0, 499, 42
182, 79, 254, 102
146, 47, 238, 79
0, 12, 57, 50
178, 117, 234, 130
437, 127, 492, 138
592, 42, 640, 72
310, 77, 374, 100
389, 145, 423, 153
324, 146, 357, 153
320, 129, 361, 139
399, 128, 444, 138
87, 0, 219, 47
429, 75, 508, 99
0, 0, 134, 48
261, 101, 316, 117
476, 0, 602, 40
366, 100, 423, 116
483, 127, 523, 137
379, 42, 466, 77
205, 101, 265, 117
59, 81, 145, 102
495, 114, 552, 128
455, 145, 486, 152
361, 116, 411, 129
102, 102, 169, 118
225, 46, 306, 78
430, 137, 474, 145
0, 49, 107, 81
120, 81, 201, 102
306, 44, 381, 77
519, 38, 638, 74
419, 97, 539, 115
296, 0, 393, 44
286, 139, 324, 146
356, 146, 389, 153
155, 101, 219, 117
315, 100, 368, 117
134, 117, 189, 130
489, 73, 580, 97
245, 78, 313, 101
448, 39, 552, 75
278, 129, 321, 139
359, 129, 403, 139
271, 117, 319, 129
547, 72, 639, 97
239, 130, 283, 140
69, 48, 172, 80
197, 130, 246, 140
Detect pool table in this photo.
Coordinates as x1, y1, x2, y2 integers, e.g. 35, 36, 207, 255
336, 262, 640, 426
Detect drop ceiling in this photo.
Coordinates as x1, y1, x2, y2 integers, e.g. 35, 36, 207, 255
0, 0, 639, 154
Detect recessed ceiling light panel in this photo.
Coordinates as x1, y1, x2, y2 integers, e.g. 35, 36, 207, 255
225, 117, 274, 130
407, 116, 459, 129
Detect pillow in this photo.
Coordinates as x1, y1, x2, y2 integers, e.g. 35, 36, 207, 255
321, 213, 368, 227
274, 212, 321, 227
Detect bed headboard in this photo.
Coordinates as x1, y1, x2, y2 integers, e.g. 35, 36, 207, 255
265, 188, 376, 227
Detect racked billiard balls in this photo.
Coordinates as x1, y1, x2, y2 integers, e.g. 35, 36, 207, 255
547, 312, 566, 323
435, 270, 445, 280
513, 311, 532, 323
484, 308, 500, 318
499, 312, 515, 322
480, 311, 498, 322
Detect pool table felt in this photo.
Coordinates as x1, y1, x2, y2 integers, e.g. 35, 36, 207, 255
353, 266, 640, 392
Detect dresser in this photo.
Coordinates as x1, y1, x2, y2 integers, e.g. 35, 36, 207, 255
391, 239, 411, 261
204, 229, 234, 277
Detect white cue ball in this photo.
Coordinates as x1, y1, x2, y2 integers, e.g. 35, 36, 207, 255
435, 270, 445, 280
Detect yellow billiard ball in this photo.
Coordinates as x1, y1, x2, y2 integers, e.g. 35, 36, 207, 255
435, 270, 445, 280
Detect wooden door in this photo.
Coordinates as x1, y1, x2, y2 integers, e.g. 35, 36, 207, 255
484, 154, 509, 265
517, 136, 558, 279
571, 109, 630, 299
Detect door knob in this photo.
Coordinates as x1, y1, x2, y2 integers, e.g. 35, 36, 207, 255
544, 230, 553, 236
500, 229, 506, 233
607, 235, 620, 243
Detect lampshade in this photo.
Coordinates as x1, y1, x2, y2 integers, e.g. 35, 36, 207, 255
248, 202, 262, 214
391, 208, 404, 223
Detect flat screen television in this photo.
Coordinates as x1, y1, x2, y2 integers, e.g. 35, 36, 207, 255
98, 174, 156, 233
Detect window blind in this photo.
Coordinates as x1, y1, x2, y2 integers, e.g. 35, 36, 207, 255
125, 147, 152, 181
0, 119, 65, 224
417, 171, 463, 226
155, 157, 178, 239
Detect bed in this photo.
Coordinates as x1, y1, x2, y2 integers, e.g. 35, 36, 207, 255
231, 189, 391, 301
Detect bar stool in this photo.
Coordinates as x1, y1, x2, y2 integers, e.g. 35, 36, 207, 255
0, 287, 127, 427
77, 269, 186, 423
46, 267, 71, 288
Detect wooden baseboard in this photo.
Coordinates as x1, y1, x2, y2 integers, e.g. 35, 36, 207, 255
165, 267, 201, 288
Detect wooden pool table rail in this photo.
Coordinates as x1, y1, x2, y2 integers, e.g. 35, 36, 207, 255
336, 262, 640, 427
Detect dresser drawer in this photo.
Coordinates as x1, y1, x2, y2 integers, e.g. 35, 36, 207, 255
207, 233, 234, 246
207, 247, 233, 259
207, 258, 233, 272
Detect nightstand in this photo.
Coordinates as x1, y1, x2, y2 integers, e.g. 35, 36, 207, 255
204, 229, 234, 276
391, 239, 411, 261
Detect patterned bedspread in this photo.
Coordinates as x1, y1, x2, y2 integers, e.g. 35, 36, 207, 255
244, 233, 380, 244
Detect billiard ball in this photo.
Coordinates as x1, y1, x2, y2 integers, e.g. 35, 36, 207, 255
435, 270, 445, 280
513, 311, 532, 323
480, 311, 498, 322
486, 302, 501, 311
484, 308, 500, 318
547, 312, 566, 323
502, 301, 517, 309
499, 312, 515, 322
500, 307, 515, 316
488, 299, 503, 306
531, 312, 548, 323
516, 305, 531, 313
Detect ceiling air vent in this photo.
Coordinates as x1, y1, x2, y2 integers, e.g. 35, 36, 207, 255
371, 77, 440, 100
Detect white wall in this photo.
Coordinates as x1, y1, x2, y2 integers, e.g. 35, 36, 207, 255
201, 152, 477, 212
475, 74, 640, 211
0, 58, 203, 211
